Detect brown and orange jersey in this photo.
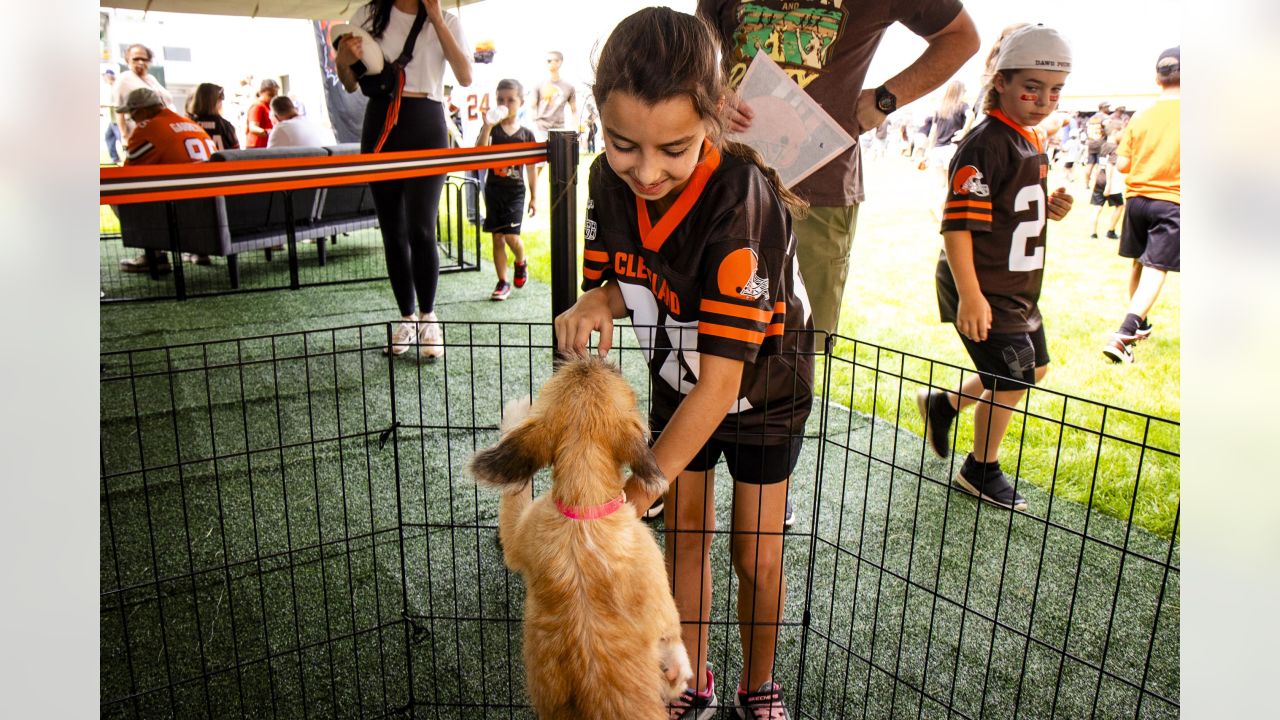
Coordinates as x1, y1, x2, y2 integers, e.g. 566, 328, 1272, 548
125, 107, 217, 165
936, 110, 1050, 334
582, 143, 814, 443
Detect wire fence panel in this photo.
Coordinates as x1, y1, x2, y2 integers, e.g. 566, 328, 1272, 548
796, 337, 1179, 720
100, 324, 1178, 719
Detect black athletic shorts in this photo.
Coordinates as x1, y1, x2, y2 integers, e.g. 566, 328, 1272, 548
1120, 196, 1180, 271
482, 181, 525, 234
958, 324, 1050, 392
662, 434, 803, 485
1091, 187, 1123, 207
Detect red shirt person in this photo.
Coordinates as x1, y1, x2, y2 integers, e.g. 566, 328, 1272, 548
245, 78, 280, 148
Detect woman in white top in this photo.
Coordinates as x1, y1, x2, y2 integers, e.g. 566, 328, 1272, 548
336, 0, 472, 359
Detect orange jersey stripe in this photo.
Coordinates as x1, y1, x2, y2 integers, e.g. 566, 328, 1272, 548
945, 200, 993, 209
699, 322, 765, 345
942, 211, 993, 222
699, 299, 771, 324
583, 249, 609, 263
582, 267, 604, 280
765, 323, 785, 337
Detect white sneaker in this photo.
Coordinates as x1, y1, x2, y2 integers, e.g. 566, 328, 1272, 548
419, 312, 444, 361
383, 318, 419, 356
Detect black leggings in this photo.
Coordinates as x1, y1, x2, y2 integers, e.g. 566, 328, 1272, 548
361, 96, 448, 317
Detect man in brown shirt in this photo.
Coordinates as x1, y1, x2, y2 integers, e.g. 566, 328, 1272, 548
699, 0, 980, 336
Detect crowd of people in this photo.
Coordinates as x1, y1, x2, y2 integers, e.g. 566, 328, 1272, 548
102, 43, 337, 274
101, 4, 1180, 717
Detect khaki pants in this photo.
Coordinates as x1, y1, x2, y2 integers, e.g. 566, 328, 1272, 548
794, 204, 860, 336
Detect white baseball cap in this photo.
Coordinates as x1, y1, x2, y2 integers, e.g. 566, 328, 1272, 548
995, 24, 1073, 74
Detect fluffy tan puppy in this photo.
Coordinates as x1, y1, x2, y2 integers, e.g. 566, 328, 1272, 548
471, 357, 692, 719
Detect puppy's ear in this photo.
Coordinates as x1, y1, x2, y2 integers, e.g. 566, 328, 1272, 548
471, 416, 550, 490
621, 417, 666, 498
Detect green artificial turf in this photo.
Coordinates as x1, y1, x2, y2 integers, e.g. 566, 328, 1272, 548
99, 319, 1177, 719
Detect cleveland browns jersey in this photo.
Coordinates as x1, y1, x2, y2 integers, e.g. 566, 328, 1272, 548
125, 107, 217, 165
582, 142, 815, 443
936, 110, 1050, 334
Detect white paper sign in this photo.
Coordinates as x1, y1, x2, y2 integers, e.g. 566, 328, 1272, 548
728, 52, 855, 188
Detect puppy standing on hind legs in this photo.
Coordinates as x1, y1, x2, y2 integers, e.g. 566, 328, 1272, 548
471, 357, 693, 719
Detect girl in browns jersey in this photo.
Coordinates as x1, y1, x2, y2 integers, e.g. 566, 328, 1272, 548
554, 8, 814, 719
918, 25, 1075, 513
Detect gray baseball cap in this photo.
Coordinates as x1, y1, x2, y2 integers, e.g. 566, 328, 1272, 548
118, 87, 164, 113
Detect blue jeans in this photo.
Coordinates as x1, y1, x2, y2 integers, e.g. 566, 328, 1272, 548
104, 122, 122, 164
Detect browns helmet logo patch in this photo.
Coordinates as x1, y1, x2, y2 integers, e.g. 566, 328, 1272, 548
951, 165, 990, 197
717, 247, 768, 300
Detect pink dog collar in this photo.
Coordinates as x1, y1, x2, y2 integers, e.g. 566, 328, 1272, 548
555, 491, 627, 520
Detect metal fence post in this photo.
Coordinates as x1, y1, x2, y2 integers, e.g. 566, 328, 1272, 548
547, 129, 579, 356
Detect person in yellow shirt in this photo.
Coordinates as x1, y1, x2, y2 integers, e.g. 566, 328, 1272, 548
1102, 46, 1180, 363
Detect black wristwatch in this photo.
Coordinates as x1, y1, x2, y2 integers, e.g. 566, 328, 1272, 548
874, 85, 897, 115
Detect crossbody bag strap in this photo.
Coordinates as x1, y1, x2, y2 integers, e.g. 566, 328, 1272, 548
393, 4, 430, 70
372, 4, 430, 153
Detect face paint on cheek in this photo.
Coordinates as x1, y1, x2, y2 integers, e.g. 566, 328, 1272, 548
1048, 92, 1061, 103
1020, 93, 1039, 102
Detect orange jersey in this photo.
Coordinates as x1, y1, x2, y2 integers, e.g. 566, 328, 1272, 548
125, 107, 217, 165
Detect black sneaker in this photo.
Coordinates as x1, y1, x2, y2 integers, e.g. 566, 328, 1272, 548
513, 260, 529, 289
735, 680, 791, 719
1135, 319, 1154, 340
668, 668, 717, 719
953, 466, 1027, 512
783, 500, 795, 528
916, 389, 955, 459
643, 495, 665, 521
1102, 334, 1135, 363
1106, 230, 1120, 239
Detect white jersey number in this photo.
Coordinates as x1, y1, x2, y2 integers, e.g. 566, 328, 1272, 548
1008, 184, 1046, 272
184, 137, 217, 162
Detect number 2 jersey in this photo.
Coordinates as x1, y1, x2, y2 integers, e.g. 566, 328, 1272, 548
125, 107, 217, 165
935, 109, 1050, 334
582, 142, 815, 444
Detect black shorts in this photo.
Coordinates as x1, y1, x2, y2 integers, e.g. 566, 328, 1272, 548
1087, 151, 1101, 164
1119, 196, 1180, 271
666, 435, 804, 485
482, 181, 525, 234
1091, 188, 1123, 207
958, 324, 1050, 392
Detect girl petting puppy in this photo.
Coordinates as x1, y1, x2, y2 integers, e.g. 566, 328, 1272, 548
554, 8, 814, 719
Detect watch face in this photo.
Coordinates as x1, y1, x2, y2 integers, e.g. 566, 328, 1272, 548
877, 96, 893, 113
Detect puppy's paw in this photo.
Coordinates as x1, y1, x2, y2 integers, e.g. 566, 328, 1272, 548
659, 637, 693, 700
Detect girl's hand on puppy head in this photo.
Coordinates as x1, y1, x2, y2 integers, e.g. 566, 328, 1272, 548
554, 287, 616, 358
